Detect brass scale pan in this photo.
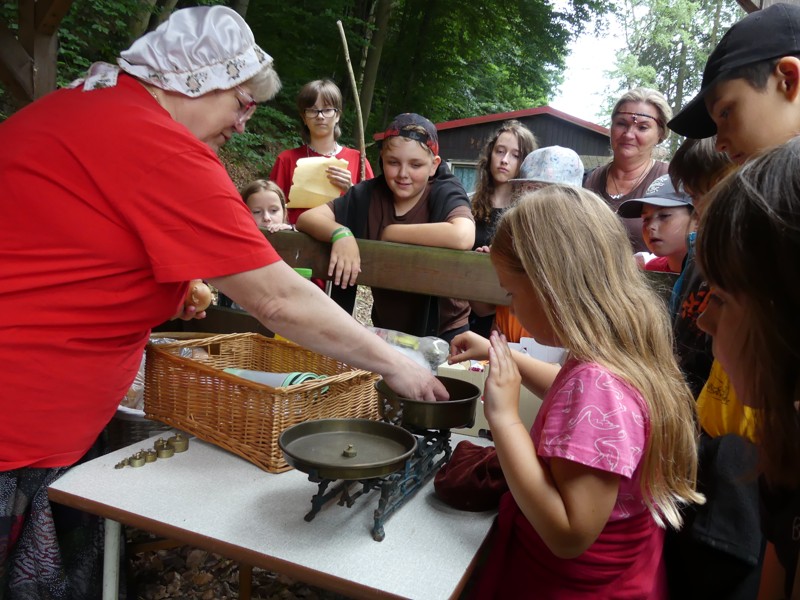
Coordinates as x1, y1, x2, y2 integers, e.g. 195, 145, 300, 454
279, 376, 481, 480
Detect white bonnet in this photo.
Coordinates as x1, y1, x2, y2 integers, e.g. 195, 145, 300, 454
117, 5, 272, 96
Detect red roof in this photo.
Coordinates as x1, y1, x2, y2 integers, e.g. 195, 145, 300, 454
373, 106, 609, 141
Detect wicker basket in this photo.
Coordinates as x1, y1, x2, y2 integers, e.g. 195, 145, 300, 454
144, 332, 380, 473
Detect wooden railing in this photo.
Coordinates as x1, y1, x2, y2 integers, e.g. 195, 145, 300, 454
156, 230, 677, 335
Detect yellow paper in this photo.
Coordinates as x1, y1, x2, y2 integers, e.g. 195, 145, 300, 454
288, 157, 349, 208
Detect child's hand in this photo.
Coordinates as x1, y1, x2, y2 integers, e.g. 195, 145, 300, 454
475, 245, 491, 253
327, 166, 353, 193
483, 331, 522, 428
265, 223, 293, 233
448, 331, 491, 363
329, 237, 361, 288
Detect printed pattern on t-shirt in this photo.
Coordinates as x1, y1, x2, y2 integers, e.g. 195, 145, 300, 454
534, 360, 649, 520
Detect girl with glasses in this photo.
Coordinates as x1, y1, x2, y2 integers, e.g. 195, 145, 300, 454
270, 79, 374, 225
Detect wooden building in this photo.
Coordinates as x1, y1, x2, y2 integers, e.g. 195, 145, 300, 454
433, 106, 611, 193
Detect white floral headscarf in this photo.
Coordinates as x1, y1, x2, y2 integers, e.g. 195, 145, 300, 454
72, 5, 272, 96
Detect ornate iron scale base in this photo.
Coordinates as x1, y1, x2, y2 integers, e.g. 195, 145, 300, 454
302, 429, 452, 541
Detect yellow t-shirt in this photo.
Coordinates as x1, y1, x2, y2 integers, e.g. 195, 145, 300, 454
697, 359, 758, 442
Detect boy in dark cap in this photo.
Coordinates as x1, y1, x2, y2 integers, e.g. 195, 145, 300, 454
297, 113, 475, 342
669, 2, 800, 163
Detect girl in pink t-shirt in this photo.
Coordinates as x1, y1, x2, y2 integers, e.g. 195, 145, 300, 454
449, 185, 703, 598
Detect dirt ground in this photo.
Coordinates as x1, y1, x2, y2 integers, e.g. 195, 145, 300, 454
126, 536, 350, 600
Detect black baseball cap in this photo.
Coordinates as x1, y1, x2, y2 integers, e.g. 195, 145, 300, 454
617, 175, 692, 218
669, 3, 800, 138
382, 113, 439, 155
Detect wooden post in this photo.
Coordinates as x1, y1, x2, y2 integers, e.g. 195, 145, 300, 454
336, 20, 367, 182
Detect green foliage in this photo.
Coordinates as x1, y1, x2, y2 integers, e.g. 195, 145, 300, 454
56, 0, 147, 86
219, 105, 299, 183
246, 0, 609, 128
0, 0, 610, 172
606, 0, 744, 151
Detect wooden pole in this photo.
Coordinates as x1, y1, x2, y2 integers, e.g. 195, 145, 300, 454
336, 20, 366, 182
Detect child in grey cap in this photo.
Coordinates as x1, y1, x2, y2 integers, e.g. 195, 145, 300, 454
509, 145, 585, 199
617, 175, 694, 273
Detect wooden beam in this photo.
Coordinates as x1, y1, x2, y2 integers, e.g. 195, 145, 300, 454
265, 230, 677, 306
0, 21, 33, 101
267, 230, 509, 305
35, 0, 73, 35
162, 232, 676, 337
17, 0, 59, 99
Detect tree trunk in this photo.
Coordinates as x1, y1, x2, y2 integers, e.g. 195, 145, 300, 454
405, 0, 436, 94
148, 0, 179, 32
359, 0, 391, 127
357, 0, 377, 89
710, 0, 723, 45
128, 0, 157, 42
230, 0, 250, 19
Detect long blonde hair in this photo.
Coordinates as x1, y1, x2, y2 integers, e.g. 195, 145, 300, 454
492, 185, 703, 527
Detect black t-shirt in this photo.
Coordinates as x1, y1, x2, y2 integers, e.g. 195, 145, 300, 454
760, 479, 800, 597
473, 206, 507, 250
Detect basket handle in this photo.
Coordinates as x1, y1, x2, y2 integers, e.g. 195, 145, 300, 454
148, 331, 258, 347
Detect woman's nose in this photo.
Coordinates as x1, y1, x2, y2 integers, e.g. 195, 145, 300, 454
234, 120, 246, 134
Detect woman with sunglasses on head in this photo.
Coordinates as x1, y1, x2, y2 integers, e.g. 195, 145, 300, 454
0, 8, 446, 597
584, 87, 672, 252
270, 79, 374, 225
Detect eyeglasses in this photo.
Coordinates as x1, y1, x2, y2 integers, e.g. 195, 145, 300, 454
235, 86, 257, 125
304, 107, 339, 119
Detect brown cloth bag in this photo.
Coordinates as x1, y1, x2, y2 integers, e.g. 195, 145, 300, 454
434, 440, 508, 511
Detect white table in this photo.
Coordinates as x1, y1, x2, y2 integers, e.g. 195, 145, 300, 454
48, 432, 496, 600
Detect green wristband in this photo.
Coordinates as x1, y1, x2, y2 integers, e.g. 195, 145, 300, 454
331, 227, 354, 243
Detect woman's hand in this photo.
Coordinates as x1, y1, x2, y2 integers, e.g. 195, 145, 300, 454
382, 360, 450, 402
329, 236, 361, 288
173, 304, 207, 321
449, 331, 491, 363
327, 166, 353, 193
173, 279, 209, 321
483, 331, 522, 428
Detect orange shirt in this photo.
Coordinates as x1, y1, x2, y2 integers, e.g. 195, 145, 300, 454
494, 305, 530, 343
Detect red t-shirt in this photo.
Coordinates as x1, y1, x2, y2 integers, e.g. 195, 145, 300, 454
269, 145, 373, 225
0, 74, 280, 469
644, 255, 677, 273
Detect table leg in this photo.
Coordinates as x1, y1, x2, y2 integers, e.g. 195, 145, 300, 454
239, 563, 253, 600
102, 518, 122, 600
